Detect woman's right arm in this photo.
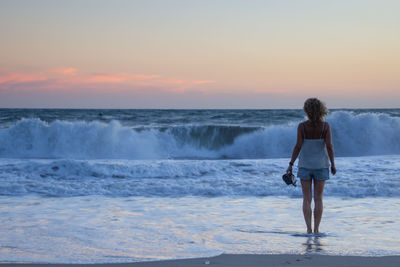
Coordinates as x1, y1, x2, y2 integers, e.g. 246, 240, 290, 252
325, 122, 336, 175
287, 123, 304, 173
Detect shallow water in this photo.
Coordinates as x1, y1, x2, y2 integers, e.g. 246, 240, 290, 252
1, 195, 400, 263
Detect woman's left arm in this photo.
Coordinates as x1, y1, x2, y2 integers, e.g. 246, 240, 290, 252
324, 122, 336, 175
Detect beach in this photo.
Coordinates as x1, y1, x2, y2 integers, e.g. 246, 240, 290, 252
2, 254, 400, 267
1, 109, 400, 264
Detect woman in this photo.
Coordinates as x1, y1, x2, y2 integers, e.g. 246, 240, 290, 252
287, 98, 336, 234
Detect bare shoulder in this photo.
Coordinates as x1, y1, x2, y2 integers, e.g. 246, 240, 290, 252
297, 121, 306, 130
324, 121, 331, 129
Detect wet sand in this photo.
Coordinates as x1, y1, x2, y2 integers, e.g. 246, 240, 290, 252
2, 254, 400, 267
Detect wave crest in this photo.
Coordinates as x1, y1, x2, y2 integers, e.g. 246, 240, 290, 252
0, 111, 399, 159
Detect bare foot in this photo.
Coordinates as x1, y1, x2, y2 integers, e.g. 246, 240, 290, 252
314, 229, 319, 234
307, 228, 312, 234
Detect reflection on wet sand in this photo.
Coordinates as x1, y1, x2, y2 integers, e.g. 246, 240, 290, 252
303, 235, 324, 254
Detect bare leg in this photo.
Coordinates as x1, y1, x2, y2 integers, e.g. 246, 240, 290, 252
313, 180, 326, 233
301, 179, 312, 234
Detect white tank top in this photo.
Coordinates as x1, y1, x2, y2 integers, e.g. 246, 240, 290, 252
298, 122, 330, 169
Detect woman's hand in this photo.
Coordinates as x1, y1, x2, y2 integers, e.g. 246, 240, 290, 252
286, 165, 293, 174
331, 166, 337, 175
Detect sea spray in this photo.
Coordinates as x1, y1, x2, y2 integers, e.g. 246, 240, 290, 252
1, 111, 400, 159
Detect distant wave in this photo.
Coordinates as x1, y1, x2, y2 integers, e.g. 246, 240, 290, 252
0, 111, 399, 159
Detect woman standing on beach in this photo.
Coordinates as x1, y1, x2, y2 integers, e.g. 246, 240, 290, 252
287, 98, 336, 234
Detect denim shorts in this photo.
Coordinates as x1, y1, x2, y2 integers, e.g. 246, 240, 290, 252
297, 167, 329, 181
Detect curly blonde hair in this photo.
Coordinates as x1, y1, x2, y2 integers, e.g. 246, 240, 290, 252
303, 98, 328, 123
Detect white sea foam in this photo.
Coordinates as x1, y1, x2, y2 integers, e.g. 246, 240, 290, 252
222, 111, 400, 158
1, 156, 399, 198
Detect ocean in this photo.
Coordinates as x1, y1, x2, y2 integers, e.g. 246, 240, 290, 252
1, 109, 400, 263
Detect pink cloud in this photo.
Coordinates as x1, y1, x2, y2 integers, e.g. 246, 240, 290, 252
83, 73, 161, 84
130, 74, 160, 80
51, 68, 78, 75
85, 74, 133, 83
0, 72, 48, 83
0, 68, 215, 93
192, 80, 215, 85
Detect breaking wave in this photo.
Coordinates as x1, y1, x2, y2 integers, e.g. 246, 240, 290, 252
0, 111, 399, 159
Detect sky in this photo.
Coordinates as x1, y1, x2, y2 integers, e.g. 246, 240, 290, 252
0, 0, 399, 109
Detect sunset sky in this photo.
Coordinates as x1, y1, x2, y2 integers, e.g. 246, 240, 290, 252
1, 0, 399, 108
